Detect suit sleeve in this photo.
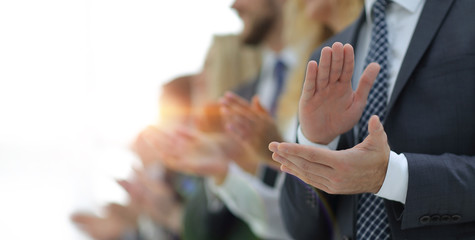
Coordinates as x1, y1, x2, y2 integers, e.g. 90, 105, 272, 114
208, 163, 292, 240
182, 180, 258, 240
280, 173, 334, 239
396, 153, 475, 230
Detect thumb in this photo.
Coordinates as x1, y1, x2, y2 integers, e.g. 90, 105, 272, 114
355, 63, 380, 109
368, 115, 384, 135
365, 115, 388, 148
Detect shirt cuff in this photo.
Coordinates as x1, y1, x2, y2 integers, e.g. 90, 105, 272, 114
376, 151, 408, 204
204, 178, 225, 212
297, 125, 340, 150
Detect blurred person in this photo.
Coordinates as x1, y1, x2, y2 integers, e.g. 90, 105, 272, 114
72, 75, 197, 240
164, 0, 296, 238
133, 34, 264, 239
72, 203, 139, 240
144, 0, 293, 237
269, 0, 475, 239
193, 34, 262, 107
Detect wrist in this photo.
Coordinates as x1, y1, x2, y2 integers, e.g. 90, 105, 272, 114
212, 167, 229, 186
300, 125, 335, 145
165, 204, 183, 234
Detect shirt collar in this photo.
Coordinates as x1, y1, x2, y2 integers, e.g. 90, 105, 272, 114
262, 47, 297, 74
365, 0, 424, 18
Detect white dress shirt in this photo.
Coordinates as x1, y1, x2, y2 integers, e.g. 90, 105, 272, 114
207, 48, 297, 240
298, 0, 425, 204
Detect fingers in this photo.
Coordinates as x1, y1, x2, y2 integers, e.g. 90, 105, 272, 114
117, 179, 143, 202
143, 127, 173, 152
271, 144, 333, 185
340, 44, 355, 83
301, 60, 318, 101
220, 93, 259, 132
225, 120, 251, 141
354, 62, 380, 109
269, 142, 334, 168
222, 92, 250, 108
174, 126, 198, 142
316, 47, 332, 92
329, 42, 344, 83
71, 213, 96, 224
280, 165, 332, 193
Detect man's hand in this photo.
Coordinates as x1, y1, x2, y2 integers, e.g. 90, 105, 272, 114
118, 169, 182, 233
142, 126, 230, 181
299, 42, 380, 144
269, 115, 390, 194
131, 127, 164, 168
71, 203, 137, 240
220, 92, 283, 170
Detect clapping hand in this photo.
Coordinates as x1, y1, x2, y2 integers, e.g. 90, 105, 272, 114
220, 92, 283, 170
270, 115, 390, 194
299, 42, 380, 144
71, 203, 138, 240
118, 168, 182, 233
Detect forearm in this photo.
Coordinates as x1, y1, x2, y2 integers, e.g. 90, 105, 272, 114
208, 163, 292, 239
280, 173, 333, 239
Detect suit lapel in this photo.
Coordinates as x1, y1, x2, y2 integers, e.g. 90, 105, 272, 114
339, 10, 365, 48
386, 0, 455, 114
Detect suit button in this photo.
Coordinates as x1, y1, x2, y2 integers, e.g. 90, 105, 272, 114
452, 215, 462, 222
431, 215, 441, 223
420, 215, 431, 224
342, 236, 352, 240
441, 215, 451, 222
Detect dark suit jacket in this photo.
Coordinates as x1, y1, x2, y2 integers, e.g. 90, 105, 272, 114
183, 179, 259, 240
281, 1, 475, 239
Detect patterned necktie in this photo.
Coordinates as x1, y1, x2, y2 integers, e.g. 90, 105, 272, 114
270, 59, 287, 116
356, 0, 391, 239
263, 59, 287, 187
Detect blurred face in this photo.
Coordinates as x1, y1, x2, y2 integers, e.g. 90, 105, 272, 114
304, 0, 332, 22
232, 0, 280, 45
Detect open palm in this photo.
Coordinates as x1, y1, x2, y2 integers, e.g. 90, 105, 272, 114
299, 42, 380, 144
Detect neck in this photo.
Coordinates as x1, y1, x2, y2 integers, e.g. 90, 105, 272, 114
263, 16, 285, 53
327, 13, 346, 33
326, 4, 350, 33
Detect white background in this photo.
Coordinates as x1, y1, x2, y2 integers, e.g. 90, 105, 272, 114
0, 0, 240, 239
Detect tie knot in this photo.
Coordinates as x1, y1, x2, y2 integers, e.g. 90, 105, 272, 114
373, 0, 390, 11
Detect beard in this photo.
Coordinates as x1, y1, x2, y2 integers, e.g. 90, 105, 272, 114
240, 14, 276, 46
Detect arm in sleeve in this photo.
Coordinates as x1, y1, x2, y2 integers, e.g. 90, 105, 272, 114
207, 162, 292, 240
398, 153, 475, 230
280, 172, 335, 239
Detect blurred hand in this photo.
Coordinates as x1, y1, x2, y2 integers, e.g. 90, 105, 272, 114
299, 42, 380, 144
132, 127, 164, 168
142, 126, 232, 183
269, 116, 389, 194
71, 203, 137, 240
220, 92, 282, 170
118, 169, 182, 233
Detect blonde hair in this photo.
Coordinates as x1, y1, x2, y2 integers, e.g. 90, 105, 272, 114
276, 0, 363, 133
